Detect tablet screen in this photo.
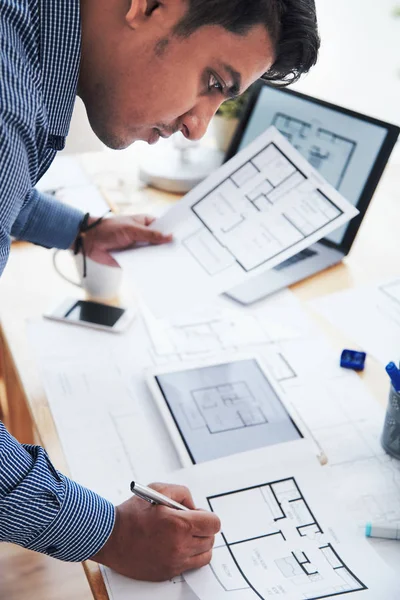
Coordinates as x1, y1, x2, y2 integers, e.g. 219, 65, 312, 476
155, 358, 302, 463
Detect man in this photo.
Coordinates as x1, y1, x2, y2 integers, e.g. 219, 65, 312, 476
0, 0, 319, 582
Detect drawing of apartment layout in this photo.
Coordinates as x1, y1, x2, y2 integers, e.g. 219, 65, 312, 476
143, 301, 299, 385
207, 478, 366, 600
183, 142, 343, 275
272, 113, 356, 190
189, 382, 268, 433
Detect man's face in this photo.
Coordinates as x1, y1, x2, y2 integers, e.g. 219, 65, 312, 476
79, 1, 275, 149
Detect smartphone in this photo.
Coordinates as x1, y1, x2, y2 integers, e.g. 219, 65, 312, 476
44, 298, 135, 333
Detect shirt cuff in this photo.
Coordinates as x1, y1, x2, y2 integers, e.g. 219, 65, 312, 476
0, 425, 115, 562
11, 188, 84, 250
28, 473, 116, 562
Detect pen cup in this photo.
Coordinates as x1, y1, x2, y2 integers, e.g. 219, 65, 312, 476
381, 382, 400, 459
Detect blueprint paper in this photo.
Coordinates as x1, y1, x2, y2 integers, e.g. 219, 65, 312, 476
26, 317, 183, 504
173, 444, 400, 600
140, 292, 301, 362
138, 292, 400, 567
26, 290, 400, 598
27, 291, 400, 516
115, 127, 358, 316
309, 276, 400, 365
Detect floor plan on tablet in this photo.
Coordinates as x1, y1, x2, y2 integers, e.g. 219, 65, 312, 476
191, 381, 267, 432
153, 358, 302, 464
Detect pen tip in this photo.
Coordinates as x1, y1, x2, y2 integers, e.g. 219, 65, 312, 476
130, 481, 135, 492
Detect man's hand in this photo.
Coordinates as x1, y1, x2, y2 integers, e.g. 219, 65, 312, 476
90, 482, 221, 582
83, 214, 172, 267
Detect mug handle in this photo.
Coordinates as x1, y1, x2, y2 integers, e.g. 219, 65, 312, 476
52, 249, 82, 288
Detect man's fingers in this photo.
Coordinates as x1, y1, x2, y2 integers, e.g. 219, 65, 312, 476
86, 250, 121, 268
190, 535, 215, 557
184, 550, 213, 572
128, 223, 172, 245
181, 509, 221, 537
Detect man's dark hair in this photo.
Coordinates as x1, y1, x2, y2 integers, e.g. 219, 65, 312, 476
174, 0, 320, 87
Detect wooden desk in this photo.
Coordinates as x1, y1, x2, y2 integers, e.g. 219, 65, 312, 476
0, 154, 399, 599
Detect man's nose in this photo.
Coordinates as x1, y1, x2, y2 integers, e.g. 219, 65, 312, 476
182, 100, 223, 141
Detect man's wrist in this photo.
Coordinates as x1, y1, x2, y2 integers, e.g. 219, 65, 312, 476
70, 213, 107, 256
91, 503, 121, 564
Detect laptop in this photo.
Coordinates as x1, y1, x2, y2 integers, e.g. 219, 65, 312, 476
224, 82, 400, 305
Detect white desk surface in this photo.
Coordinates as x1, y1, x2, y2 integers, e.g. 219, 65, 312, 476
0, 150, 399, 599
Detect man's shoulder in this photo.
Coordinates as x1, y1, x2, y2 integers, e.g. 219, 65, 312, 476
2, 0, 41, 76
1, 0, 42, 125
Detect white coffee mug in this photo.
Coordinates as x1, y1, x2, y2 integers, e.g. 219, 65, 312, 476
53, 250, 123, 302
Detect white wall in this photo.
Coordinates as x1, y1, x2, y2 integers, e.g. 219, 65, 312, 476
293, 0, 400, 126
64, 97, 104, 154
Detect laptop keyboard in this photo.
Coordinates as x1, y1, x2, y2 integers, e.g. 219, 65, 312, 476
273, 247, 317, 271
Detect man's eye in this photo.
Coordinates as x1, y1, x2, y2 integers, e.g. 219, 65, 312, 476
208, 73, 223, 92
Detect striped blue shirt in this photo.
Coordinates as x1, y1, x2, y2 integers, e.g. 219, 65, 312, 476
0, 0, 115, 561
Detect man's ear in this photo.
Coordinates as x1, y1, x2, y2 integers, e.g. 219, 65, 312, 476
125, 0, 161, 30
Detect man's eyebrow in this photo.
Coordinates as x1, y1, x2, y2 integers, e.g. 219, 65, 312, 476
223, 64, 242, 99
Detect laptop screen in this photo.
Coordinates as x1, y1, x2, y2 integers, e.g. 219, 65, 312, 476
229, 84, 398, 248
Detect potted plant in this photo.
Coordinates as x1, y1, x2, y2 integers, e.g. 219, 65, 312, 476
211, 89, 251, 152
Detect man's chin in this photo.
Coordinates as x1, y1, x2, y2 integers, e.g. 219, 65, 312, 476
96, 130, 133, 150
89, 120, 138, 150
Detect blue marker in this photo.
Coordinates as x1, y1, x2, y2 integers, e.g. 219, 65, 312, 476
366, 522, 400, 541
385, 362, 400, 393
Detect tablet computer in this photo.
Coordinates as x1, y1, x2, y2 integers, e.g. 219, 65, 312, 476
146, 355, 304, 466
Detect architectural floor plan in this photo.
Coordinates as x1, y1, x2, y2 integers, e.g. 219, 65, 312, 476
142, 299, 298, 384
272, 113, 356, 189
155, 357, 302, 463
182, 432, 400, 600
185, 141, 343, 275
191, 381, 267, 433
28, 293, 400, 599
205, 477, 366, 600
115, 128, 357, 316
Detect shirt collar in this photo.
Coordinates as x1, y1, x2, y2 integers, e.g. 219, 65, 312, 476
39, 0, 81, 139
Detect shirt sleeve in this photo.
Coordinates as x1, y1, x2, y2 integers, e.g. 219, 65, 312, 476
11, 188, 83, 251
0, 421, 115, 562
0, 111, 83, 278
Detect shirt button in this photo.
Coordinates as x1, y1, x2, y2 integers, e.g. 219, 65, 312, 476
46, 545, 58, 555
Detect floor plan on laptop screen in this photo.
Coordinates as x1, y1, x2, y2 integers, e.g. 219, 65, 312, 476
116, 127, 358, 316
272, 113, 356, 189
